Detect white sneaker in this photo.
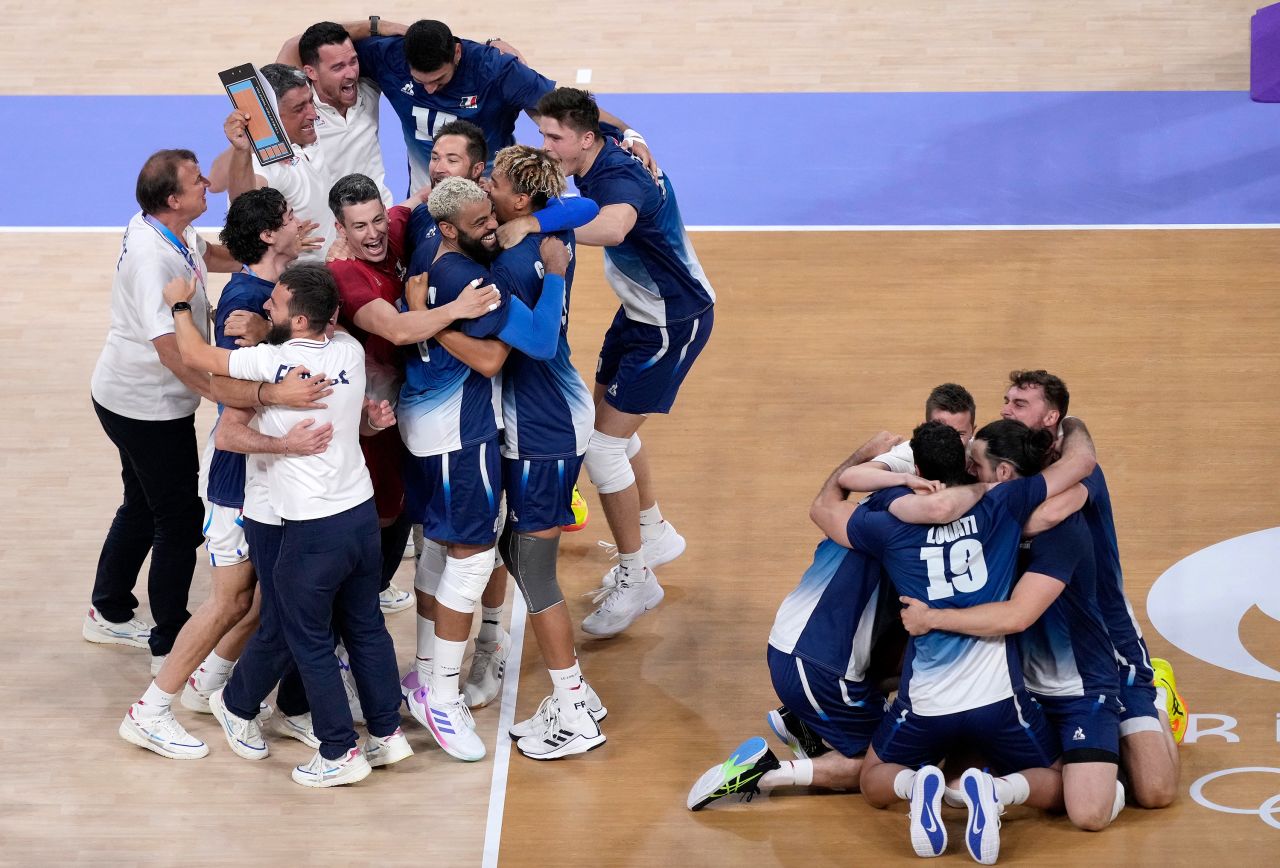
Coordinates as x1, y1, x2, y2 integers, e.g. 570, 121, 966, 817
582, 568, 664, 637
83, 608, 150, 648
959, 767, 1002, 865
364, 726, 414, 768
379, 582, 413, 614
402, 534, 416, 559
292, 747, 371, 788
462, 630, 510, 709
180, 662, 231, 714
909, 764, 947, 858
209, 688, 268, 760
407, 684, 486, 762
335, 645, 366, 725
598, 521, 687, 587
118, 706, 209, 760
400, 666, 429, 701
150, 655, 167, 677
515, 697, 606, 760
276, 712, 321, 749
510, 684, 607, 740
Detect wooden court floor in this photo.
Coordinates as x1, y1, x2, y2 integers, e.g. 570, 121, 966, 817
1, 229, 1277, 865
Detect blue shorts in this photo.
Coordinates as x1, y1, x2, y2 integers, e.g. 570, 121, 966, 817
1118, 677, 1161, 729
596, 305, 713, 415
404, 438, 501, 546
503, 454, 584, 534
767, 646, 887, 759
1032, 693, 1121, 763
872, 692, 1059, 776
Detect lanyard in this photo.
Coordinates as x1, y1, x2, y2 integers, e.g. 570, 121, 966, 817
144, 214, 204, 292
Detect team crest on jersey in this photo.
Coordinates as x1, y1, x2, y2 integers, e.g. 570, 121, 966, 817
396, 262, 407, 281
401, 82, 415, 95
1072, 727, 1086, 741
459, 95, 478, 108
535, 261, 545, 279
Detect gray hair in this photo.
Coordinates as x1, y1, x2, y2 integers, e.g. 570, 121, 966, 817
259, 63, 310, 100
427, 176, 488, 225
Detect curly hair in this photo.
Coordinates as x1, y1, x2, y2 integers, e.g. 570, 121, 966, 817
427, 176, 488, 225
219, 187, 287, 265
1008, 369, 1070, 417
492, 145, 566, 208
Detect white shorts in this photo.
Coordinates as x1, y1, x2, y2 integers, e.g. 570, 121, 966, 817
203, 502, 248, 566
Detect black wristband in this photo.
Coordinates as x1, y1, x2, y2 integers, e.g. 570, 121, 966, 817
369, 15, 380, 37
171, 301, 192, 314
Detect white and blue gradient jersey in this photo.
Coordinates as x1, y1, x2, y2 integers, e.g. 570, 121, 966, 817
398, 252, 509, 457
574, 140, 715, 327
1016, 513, 1120, 699
495, 231, 592, 460
1081, 465, 1154, 689
768, 489, 905, 681
848, 476, 1048, 716
355, 37, 554, 190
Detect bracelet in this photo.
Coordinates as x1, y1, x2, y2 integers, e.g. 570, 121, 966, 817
485, 36, 501, 46
255, 381, 266, 407
366, 419, 388, 432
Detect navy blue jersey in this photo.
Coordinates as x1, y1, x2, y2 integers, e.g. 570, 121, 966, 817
1081, 464, 1154, 688
574, 139, 716, 327
206, 271, 273, 508
398, 252, 508, 456
355, 37, 554, 189
768, 489, 905, 680
406, 205, 442, 264
848, 476, 1048, 715
493, 231, 592, 460
1016, 512, 1120, 699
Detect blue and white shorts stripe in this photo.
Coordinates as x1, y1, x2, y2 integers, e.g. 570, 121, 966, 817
404, 436, 502, 546
202, 502, 248, 566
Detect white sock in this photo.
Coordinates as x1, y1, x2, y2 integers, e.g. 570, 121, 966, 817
639, 503, 664, 541
415, 615, 435, 677
760, 759, 814, 789
893, 769, 917, 801
478, 605, 504, 644
205, 650, 235, 676
1110, 780, 1126, 822
618, 548, 647, 582
551, 662, 586, 716
136, 681, 176, 717
430, 636, 467, 702
992, 772, 1030, 806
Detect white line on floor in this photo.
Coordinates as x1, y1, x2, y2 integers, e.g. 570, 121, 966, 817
481, 594, 528, 868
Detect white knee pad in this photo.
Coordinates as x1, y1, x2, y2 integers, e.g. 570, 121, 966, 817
626, 433, 642, 459
435, 548, 497, 614
585, 431, 635, 494
414, 539, 447, 595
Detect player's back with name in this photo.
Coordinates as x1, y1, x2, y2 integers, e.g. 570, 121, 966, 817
226, 332, 372, 520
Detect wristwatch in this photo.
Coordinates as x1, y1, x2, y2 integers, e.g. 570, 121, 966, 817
369, 15, 380, 37
171, 301, 191, 314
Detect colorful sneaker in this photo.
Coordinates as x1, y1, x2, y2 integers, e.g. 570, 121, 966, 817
83, 608, 150, 648
686, 737, 780, 810
959, 767, 1002, 865
510, 683, 608, 739
462, 630, 510, 709
118, 707, 209, 760
400, 666, 429, 701
335, 645, 365, 725
561, 486, 589, 532
766, 706, 830, 759
909, 765, 948, 858
1151, 657, 1187, 744
407, 684, 486, 762
364, 727, 414, 768
581, 568, 664, 637
292, 747, 371, 788
209, 688, 268, 760
276, 712, 321, 749
516, 698, 606, 760
379, 582, 414, 614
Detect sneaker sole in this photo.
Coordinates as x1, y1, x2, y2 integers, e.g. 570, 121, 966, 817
518, 732, 607, 761
766, 709, 807, 759
277, 721, 322, 750
581, 583, 665, 638
83, 622, 149, 648
379, 597, 414, 614
686, 736, 773, 810
210, 693, 270, 761
367, 744, 414, 768
910, 766, 947, 858
118, 717, 209, 760
961, 769, 1000, 865
509, 704, 607, 740
292, 761, 372, 788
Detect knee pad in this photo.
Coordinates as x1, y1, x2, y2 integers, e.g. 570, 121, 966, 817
626, 433, 642, 459
414, 539, 447, 595
506, 533, 565, 615
585, 431, 635, 495
435, 548, 497, 614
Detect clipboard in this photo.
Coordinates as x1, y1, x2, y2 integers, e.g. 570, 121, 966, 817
218, 63, 294, 165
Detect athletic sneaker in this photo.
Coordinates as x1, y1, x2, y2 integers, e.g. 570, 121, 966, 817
1151, 657, 1187, 744
581, 568, 664, 637
379, 582, 413, 614
335, 646, 366, 725
686, 737, 780, 810
407, 684, 486, 762
767, 706, 830, 759
909, 765, 947, 858
364, 727, 414, 768
402, 535, 416, 559
597, 522, 687, 587
400, 667, 429, 701
561, 486, 589, 532
180, 663, 230, 713
462, 630, 510, 708
276, 712, 321, 749
510, 684, 608, 740
292, 747, 371, 788
118, 707, 209, 760
516, 697, 606, 760
209, 688, 268, 760
959, 767, 1002, 865
82, 608, 150, 648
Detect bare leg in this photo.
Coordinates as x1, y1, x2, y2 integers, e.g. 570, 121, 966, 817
152, 560, 254, 694
593, 400, 646, 556
210, 583, 262, 661
1121, 718, 1179, 808
1063, 762, 1121, 830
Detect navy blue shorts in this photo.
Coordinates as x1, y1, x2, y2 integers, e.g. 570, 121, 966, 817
1032, 693, 1121, 763
596, 305, 713, 415
503, 454, 584, 534
404, 438, 501, 546
872, 692, 1060, 776
767, 646, 887, 759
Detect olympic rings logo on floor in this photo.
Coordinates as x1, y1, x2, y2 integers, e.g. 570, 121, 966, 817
1190, 767, 1280, 830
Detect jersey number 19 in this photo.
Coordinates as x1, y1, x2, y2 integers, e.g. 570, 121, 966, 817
918, 540, 988, 600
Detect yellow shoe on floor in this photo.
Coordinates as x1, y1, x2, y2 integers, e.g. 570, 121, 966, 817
562, 486, 589, 532
1151, 657, 1187, 744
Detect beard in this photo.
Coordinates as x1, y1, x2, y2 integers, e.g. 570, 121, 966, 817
266, 322, 293, 345
456, 228, 497, 265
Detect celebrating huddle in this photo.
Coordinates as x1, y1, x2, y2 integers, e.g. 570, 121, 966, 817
687, 375, 1186, 865
87, 17, 714, 786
